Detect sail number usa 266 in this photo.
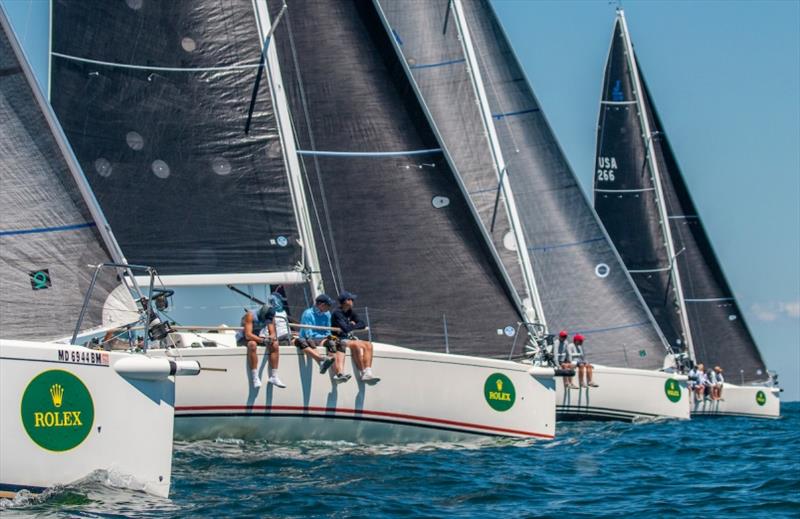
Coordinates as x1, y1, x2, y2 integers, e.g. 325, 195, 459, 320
597, 156, 618, 182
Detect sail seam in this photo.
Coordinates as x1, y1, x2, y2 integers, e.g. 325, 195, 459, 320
491, 107, 539, 120
601, 100, 637, 105
575, 321, 650, 334
51, 52, 261, 72
296, 149, 442, 158
409, 58, 466, 69
684, 297, 735, 303
529, 237, 604, 252
595, 187, 654, 193
0, 221, 95, 237
628, 266, 671, 273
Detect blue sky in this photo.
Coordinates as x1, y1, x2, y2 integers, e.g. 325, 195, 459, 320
3, 0, 798, 400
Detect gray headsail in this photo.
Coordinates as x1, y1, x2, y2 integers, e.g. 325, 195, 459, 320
0, 9, 135, 341
594, 11, 769, 383
373, 0, 542, 326
49, 1, 310, 285
266, 0, 523, 356
391, 0, 667, 368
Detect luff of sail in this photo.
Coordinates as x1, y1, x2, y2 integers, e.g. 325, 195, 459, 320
49, 1, 308, 283
594, 11, 769, 383
428, 0, 668, 369
0, 10, 135, 341
267, 0, 523, 357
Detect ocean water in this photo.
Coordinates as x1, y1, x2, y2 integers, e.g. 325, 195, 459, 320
3, 402, 799, 518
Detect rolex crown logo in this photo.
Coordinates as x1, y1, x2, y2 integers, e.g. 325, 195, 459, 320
50, 383, 64, 408
496, 379, 503, 392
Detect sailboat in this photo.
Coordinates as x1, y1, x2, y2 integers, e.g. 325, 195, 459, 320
373, 0, 689, 421
593, 9, 779, 418
47, 0, 557, 441
0, 8, 200, 498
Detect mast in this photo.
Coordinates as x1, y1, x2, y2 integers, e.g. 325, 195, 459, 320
617, 9, 695, 360
253, 0, 323, 298
449, 0, 545, 328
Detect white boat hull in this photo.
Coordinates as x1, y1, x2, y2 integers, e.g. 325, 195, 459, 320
153, 339, 556, 442
0, 340, 181, 498
555, 365, 690, 421
690, 383, 780, 418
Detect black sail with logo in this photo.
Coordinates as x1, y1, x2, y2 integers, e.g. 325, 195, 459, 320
594, 18, 685, 352
594, 14, 768, 383
49, 1, 302, 277
266, 0, 522, 356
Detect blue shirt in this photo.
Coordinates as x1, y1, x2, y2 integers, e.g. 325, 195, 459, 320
300, 306, 331, 340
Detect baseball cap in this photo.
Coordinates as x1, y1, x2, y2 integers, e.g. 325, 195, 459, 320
573, 334, 585, 343
338, 291, 357, 303
558, 330, 568, 338
315, 294, 334, 306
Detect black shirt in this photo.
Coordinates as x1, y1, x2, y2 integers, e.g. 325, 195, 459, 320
331, 307, 366, 337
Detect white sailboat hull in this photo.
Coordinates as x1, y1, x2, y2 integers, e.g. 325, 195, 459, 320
153, 340, 556, 442
555, 365, 690, 421
691, 383, 780, 419
0, 340, 181, 498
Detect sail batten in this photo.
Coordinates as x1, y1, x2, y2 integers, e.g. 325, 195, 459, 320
594, 10, 769, 383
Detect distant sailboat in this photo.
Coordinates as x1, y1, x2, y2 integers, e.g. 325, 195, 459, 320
49, 0, 557, 441
0, 7, 199, 497
593, 9, 779, 418
374, 0, 690, 421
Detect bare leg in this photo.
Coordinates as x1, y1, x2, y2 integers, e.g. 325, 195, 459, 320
269, 341, 279, 370
349, 343, 364, 372
303, 347, 324, 363
587, 365, 594, 384
247, 341, 259, 370
361, 341, 374, 368
334, 350, 345, 375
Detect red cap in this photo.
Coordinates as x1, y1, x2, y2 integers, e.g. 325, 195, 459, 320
573, 334, 585, 343
558, 330, 568, 338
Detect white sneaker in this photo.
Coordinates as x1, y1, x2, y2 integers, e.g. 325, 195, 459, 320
252, 376, 262, 388
361, 368, 380, 383
268, 375, 286, 388
333, 373, 351, 384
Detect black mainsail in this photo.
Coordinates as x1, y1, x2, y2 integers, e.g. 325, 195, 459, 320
594, 10, 769, 383
376, 0, 668, 369
49, 1, 315, 286
0, 9, 135, 341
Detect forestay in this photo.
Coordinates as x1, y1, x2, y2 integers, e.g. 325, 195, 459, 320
0, 11, 135, 341
266, 0, 522, 357
594, 12, 768, 383
49, 1, 304, 280
452, 0, 667, 369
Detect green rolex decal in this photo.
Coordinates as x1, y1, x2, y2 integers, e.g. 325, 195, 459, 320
756, 390, 767, 406
484, 373, 515, 412
20, 370, 95, 452
664, 378, 682, 403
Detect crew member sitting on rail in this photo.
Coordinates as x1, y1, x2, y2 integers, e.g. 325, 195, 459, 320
556, 330, 577, 389
236, 303, 284, 389
688, 362, 707, 401
710, 366, 725, 400
572, 334, 598, 388
294, 294, 337, 376
332, 291, 379, 383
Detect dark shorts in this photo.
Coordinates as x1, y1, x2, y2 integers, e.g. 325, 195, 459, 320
325, 336, 346, 354
293, 337, 319, 350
